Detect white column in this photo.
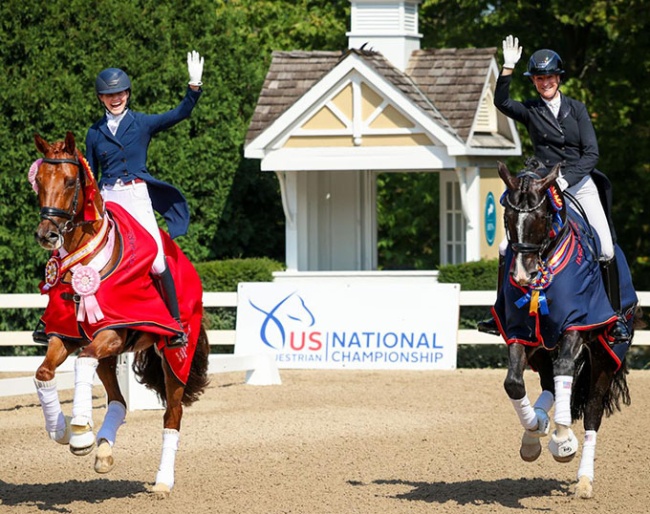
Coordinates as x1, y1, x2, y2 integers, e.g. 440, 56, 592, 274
277, 171, 299, 271
455, 166, 481, 262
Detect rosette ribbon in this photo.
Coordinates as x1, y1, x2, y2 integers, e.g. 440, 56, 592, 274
72, 265, 104, 323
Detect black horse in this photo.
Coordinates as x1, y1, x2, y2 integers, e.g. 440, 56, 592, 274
491, 160, 640, 499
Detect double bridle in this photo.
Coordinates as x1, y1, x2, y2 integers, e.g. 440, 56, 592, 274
503, 172, 566, 258
39, 155, 85, 234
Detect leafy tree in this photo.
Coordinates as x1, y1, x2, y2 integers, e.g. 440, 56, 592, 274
0, 0, 348, 293
1, 0, 649, 292
419, 0, 650, 285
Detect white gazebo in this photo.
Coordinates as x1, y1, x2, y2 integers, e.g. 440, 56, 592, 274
244, 0, 521, 275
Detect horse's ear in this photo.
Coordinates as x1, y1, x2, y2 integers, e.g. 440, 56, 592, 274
539, 163, 562, 191
34, 133, 50, 156
64, 131, 76, 155
497, 161, 518, 190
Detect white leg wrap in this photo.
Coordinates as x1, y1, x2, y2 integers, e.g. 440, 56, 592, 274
155, 429, 180, 490
510, 395, 538, 431
553, 375, 573, 427
71, 357, 99, 427
534, 390, 554, 413
96, 401, 127, 447
577, 430, 597, 481
34, 378, 65, 433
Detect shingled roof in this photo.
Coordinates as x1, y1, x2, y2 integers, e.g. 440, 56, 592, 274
245, 46, 498, 148
407, 47, 497, 141
245, 51, 340, 147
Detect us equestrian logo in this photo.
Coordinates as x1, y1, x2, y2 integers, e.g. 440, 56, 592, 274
249, 291, 317, 351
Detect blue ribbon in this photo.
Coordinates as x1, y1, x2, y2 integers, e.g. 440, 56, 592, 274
515, 290, 550, 315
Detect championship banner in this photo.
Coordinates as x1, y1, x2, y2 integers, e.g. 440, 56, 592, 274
235, 282, 460, 370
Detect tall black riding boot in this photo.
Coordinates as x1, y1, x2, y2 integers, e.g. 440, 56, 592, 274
32, 320, 49, 344
600, 256, 631, 344
154, 266, 188, 348
477, 255, 506, 336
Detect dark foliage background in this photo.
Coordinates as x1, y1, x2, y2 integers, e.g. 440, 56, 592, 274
1, 0, 648, 292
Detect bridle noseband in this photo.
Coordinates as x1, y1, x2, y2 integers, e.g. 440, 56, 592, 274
39, 156, 84, 234
504, 193, 555, 256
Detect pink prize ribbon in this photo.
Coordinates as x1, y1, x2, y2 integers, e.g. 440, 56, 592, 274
29, 159, 43, 193
72, 266, 104, 324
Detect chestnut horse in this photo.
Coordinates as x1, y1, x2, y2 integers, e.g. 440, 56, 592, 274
31, 132, 209, 495
491, 160, 640, 499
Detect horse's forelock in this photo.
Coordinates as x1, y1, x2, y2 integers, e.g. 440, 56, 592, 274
48, 140, 71, 158
512, 171, 547, 208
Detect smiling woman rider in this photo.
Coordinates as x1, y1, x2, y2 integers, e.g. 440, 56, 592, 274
85, 52, 204, 348
477, 36, 630, 347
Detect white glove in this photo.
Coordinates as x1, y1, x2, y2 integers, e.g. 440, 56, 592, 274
502, 35, 522, 69
557, 175, 569, 191
187, 50, 204, 87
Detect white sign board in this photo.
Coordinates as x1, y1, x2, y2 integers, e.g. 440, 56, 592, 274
235, 282, 459, 370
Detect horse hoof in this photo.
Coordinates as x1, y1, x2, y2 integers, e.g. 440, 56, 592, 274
69, 424, 96, 456
520, 432, 542, 462
49, 415, 72, 445
548, 429, 578, 462
94, 439, 115, 474
575, 475, 593, 499
151, 482, 171, 497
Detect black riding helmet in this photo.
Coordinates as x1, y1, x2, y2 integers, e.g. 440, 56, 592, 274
95, 68, 131, 95
523, 49, 565, 76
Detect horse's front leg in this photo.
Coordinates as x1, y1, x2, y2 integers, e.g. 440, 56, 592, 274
151, 357, 185, 496
93, 356, 127, 473
69, 330, 127, 457
34, 336, 81, 444
548, 330, 583, 463
504, 343, 552, 461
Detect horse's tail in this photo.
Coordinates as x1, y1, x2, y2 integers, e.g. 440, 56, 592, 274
571, 343, 631, 421
132, 324, 210, 407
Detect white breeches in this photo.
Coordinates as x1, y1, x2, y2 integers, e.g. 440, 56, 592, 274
101, 180, 166, 273
564, 175, 614, 260
498, 175, 614, 260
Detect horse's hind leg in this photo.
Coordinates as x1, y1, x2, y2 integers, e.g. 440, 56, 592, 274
34, 336, 76, 444
151, 358, 184, 496
94, 356, 127, 474
574, 363, 616, 499
504, 344, 551, 462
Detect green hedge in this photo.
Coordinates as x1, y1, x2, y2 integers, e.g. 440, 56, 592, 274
195, 257, 285, 292
438, 258, 499, 331
437, 258, 499, 290
438, 258, 507, 369
196, 257, 284, 353
438, 258, 650, 369
0, 257, 285, 356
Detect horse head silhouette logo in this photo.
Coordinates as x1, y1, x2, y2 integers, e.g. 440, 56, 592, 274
249, 291, 316, 350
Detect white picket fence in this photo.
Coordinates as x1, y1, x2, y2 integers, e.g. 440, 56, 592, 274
1, 290, 648, 404
0, 292, 280, 405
